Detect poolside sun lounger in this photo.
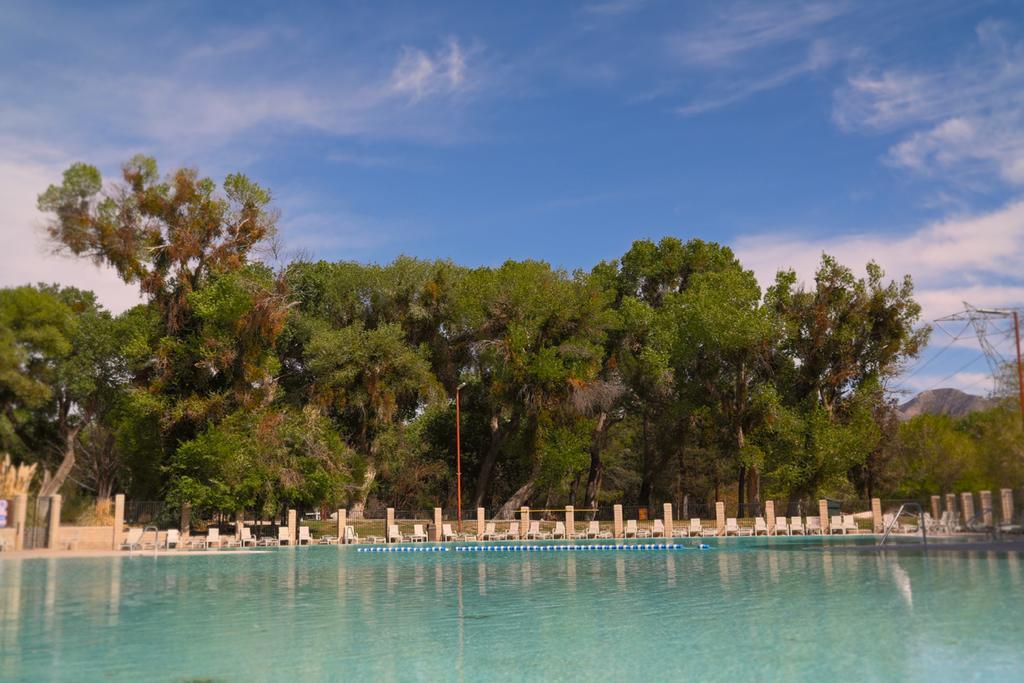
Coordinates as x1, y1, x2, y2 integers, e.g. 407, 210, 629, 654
277, 526, 291, 545
164, 529, 180, 549
737, 521, 753, 536
552, 521, 566, 539
570, 522, 589, 539
227, 527, 258, 548
624, 520, 639, 538
651, 519, 665, 538
725, 518, 740, 536
754, 517, 768, 535
805, 517, 822, 535
700, 522, 719, 537
775, 517, 790, 535
505, 522, 521, 540
409, 524, 428, 542
842, 515, 859, 534
688, 518, 702, 537
585, 521, 611, 539
829, 516, 845, 534
318, 533, 338, 544
442, 524, 459, 541
525, 521, 551, 540
388, 525, 406, 543
121, 527, 145, 551
297, 526, 314, 545
343, 525, 359, 544
480, 522, 502, 540
789, 517, 805, 535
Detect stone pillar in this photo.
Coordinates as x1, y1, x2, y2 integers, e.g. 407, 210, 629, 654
1000, 489, 1014, 524
765, 500, 776, 534
979, 491, 993, 527
476, 507, 486, 537
337, 509, 347, 543
386, 507, 395, 542
13, 493, 27, 551
180, 503, 191, 538
871, 498, 882, 533
960, 492, 975, 527
520, 507, 530, 537
930, 495, 941, 521
432, 507, 443, 541
818, 499, 829, 533
287, 508, 297, 545
663, 503, 673, 538
715, 501, 725, 535
612, 504, 623, 538
111, 494, 125, 550
47, 495, 62, 549
944, 493, 957, 518
565, 505, 574, 540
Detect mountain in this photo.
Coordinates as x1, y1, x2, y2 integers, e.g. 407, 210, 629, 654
897, 388, 994, 421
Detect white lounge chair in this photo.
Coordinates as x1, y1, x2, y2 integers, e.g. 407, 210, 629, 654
789, 516, 805, 535
120, 527, 144, 551
651, 519, 665, 538
725, 518, 740, 536
343, 525, 359, 544
806, 517, 822, 535
409, 524, 428, 542
585, 521, 611, 539
277, 526, 291, 545
552, 521, 566, 539
688, 518, 703, 537
701, 521, 719, 537
228, 527, 258, 548
829, 515, 845, 534
775, 517, 790, 535
570, 522, 589, 539
297, 526, 314, 545
505, 522, 521, 540
163, 529, 181, 549
525, 521, 551, 540
754, 517, 768, 535
842, 514, 859, 534
441, 524, 458, 541
624, 520, 639, 538
480, 522, 501, 540
388, 524, 406, 543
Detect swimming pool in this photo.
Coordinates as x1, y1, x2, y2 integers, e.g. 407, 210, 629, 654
1, 538, 1021, 681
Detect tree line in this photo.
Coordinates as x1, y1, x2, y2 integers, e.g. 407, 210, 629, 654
2, 156, 1016, 520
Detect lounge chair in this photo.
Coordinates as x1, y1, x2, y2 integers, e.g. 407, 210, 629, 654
700, 522, 719, 537
297, 526, 314, 545
409, 524, 428, 542
61, 531, 80, 550
388, 524, 406, 543
164, 529, 181, 549
805, 517, 822, 535
842, 514, 859, 534
774, 517, 789, 535
441, 524, 459, 541
525, 521, 551, 540
343, 525, 359, 544
725, 518, 740, 536
569, 522, 589, 539
829, 515, 844, 534
737, 521, 753, 536
227, 527, 258, 548
688, 518, 702, 537
277, 526, 291, 545
318, 532, 339, 544
789, 516, 805, 535
651, 519, 665, 538
552, 521, 566, 539
624, 520, 639, 538
585, 521, 611, 539
480, 522, 501, 540
753, 517, 768, 535
505, 522, 521, 540
121, 528, 145, 551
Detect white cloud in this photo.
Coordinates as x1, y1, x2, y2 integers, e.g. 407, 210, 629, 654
897, 370, 992, 396
834, 20, 1024, 187
734, 199, 1024, 324
0, 144, 141, 313
390, 38, 470, 102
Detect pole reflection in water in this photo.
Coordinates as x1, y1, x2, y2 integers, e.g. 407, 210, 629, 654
108, 557, 121, 626
567, 555, 576, 593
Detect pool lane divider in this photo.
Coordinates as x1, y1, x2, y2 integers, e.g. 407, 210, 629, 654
356, 543, 712, 553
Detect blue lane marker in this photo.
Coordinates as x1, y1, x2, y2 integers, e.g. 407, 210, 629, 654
357, 543, 712, 553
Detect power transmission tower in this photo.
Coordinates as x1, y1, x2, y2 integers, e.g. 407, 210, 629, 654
935, 303, 1024, 419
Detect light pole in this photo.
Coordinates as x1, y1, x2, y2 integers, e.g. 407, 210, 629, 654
455, 382, 467, 532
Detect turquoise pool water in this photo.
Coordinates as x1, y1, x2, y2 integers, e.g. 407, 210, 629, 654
1, 538, 1022, 681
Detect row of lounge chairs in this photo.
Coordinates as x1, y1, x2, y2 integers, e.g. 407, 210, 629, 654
119, 525, 341, 551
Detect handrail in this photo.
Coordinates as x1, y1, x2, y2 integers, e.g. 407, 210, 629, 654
144, 525, 160, 556
878, 502, 927, 547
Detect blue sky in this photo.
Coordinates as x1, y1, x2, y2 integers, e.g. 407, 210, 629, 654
2, 0, 1023, 398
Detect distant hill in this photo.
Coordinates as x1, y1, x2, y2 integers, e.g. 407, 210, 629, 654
897, 388, 994, 421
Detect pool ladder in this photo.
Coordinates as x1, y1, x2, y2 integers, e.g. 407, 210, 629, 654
144, 525, 160, 556
878, 502, 927, 547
